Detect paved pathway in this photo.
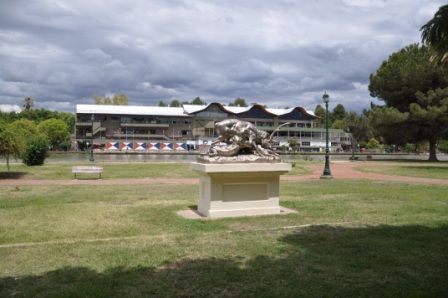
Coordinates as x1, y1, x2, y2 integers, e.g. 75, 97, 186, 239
0, 162, 447, 186
282, 162, 448, 185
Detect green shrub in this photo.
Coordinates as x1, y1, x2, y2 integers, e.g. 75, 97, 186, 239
439, 140, 448, 153
366, 138, 380, 149
404, 143, 414, 153
59, 140, 71, 152
22, 136, 49, 166
358, 140, 367, 149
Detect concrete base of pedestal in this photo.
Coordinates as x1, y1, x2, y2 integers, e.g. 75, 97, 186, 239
191, 162, 291, 218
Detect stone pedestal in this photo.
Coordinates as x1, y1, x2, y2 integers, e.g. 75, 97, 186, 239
191, 162, 291, 218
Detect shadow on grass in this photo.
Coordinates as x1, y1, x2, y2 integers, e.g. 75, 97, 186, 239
1, 225, 447, 297
0, 171, 27, 179
187, 204, 197, 210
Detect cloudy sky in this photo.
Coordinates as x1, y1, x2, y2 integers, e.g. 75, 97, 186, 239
0, 0, 443, 113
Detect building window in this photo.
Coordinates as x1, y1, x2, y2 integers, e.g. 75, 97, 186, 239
302, 141, 310, 146
301, 132, 311, 138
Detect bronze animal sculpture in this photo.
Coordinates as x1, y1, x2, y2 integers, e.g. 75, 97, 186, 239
206, 119, 288, 159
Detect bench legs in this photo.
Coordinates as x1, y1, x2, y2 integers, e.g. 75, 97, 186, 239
73, 173, 102, 179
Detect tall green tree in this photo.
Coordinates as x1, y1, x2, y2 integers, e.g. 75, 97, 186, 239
420, 5, 448, 65
368, 107, 411, 145
369, 44, 448, 161
332, 104, 347, 121
410, 88, 448, 161
314, 104, 326, 127
0, 122, 25, 170
10, 119, 38, 140
369, 44, 448, 112
342, 112, 372, 143
169, 100, 181, 107
158, 100, 166, 107
37, 119, 69, 150
191, 97, 206, 105
23, 97, 33, 110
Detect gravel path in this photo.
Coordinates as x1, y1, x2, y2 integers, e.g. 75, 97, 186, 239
0, 162, 447, 186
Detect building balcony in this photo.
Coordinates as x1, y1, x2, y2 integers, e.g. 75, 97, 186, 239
75, 121, 92, 126
112, 133, 170, 140
121, 123, 169, 128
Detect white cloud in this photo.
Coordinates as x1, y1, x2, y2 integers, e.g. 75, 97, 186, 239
342, 0, 385, 9
0, 104, 21, 113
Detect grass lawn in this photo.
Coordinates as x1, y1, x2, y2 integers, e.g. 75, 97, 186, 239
355, 162, 448, 179
0, 160, 314, 180
1, 176, 447, 296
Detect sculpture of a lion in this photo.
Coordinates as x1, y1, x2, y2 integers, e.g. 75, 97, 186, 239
206, 119, 287, 159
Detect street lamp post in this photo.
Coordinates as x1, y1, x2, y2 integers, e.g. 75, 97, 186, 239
89, 136, 95, 162
320, 92, 333, 179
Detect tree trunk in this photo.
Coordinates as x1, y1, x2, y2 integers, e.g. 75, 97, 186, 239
6, 154, 10, 171
428, 138, 438, 162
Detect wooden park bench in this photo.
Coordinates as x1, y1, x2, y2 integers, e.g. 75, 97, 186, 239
72, 166, 103, 179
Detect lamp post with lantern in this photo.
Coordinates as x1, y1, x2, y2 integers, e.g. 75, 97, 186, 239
320, 92, 333, 179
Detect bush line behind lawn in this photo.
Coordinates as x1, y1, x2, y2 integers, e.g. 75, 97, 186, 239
0, 160, 314, 180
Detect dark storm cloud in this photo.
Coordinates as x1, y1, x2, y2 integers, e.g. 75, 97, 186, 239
0, 0, 444, 113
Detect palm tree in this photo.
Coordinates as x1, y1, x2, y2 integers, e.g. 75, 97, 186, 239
420, 5, 448, 65
23, 97, 33, 110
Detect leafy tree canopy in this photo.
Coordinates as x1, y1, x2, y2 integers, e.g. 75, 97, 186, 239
37, 118, 69, 149
158, 100, 166, 107
0, 109, 75, 133
369, 43, 448, 161
169, 100, 181, 107
332, 104, 346, 121
314, 104, 326, 126
342, 112, 373, 143
229, 98, 248, 107
191, 97, 206, 105
369, 44, 448, 112
0, 122, 25, 170
9, 119, 38, 141
410, 87, 448, 160
331, 119, 345, 130
420, 5, 448, 65
94, 94, 128, 105
368, 106, 412, 145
